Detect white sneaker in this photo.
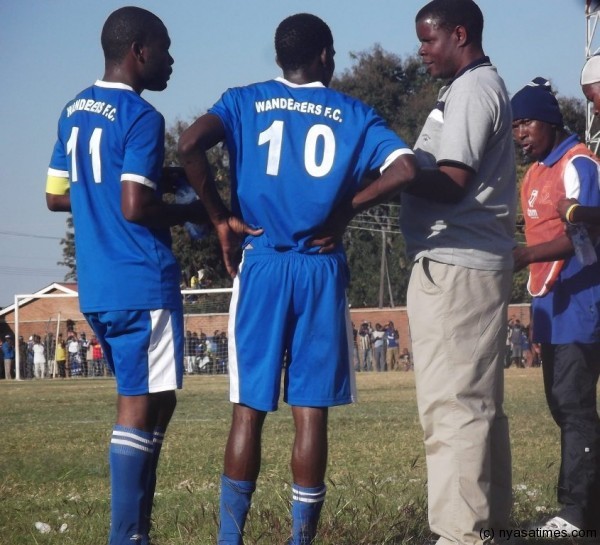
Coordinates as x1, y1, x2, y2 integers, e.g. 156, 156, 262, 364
537, 516, 581, 534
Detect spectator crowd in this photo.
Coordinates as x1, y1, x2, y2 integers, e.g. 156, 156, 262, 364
4, 318, 545, 379
353, 321, 412, 372
0, 327, 230, 379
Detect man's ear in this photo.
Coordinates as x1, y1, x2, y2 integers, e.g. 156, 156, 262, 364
454, 24, 468, 47
131, 41, 145, 62
320, 47, 329, 66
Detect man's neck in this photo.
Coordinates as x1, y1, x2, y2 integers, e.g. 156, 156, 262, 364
282, 68, 326, 87
103, 63, 142, 94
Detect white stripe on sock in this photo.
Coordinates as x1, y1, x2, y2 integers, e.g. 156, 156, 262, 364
113, 430, 153, 446
111, 438, 154, 453
292, 487, 326, 503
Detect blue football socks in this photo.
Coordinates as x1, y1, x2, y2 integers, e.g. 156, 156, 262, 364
218, 474, 256, 545
140, 428, 165, 542
108, 425, 154, 545
290, 483, 326, 545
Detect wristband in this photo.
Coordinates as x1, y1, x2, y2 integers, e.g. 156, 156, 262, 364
565, 203, 580, 224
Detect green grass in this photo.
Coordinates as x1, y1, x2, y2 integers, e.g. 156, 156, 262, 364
0, 369, 588, 544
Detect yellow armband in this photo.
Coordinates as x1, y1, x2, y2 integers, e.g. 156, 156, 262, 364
46, 175, 70, 195
565, 203, 580, 225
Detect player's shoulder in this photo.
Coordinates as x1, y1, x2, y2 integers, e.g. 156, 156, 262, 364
228, 78, 370, 107
220, 78, 279, 97
568, 145, 600, 171
60, 81, 162, 123
106, 82, 162, 118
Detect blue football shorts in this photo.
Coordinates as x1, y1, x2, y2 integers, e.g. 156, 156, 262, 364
228, 247, 357, 411
85, 308, 184, 395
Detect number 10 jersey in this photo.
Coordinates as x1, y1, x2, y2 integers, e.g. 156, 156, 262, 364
209, 77, 411, 253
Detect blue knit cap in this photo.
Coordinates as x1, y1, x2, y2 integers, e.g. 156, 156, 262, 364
511, 77, 563, 126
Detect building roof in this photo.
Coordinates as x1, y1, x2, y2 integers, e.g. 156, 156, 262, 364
0, 282, 79, 318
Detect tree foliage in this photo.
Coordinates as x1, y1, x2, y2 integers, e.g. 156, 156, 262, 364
559, 95, 586, 139
58, 215, 76, 281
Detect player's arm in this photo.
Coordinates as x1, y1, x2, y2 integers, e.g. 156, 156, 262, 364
351, 153, 418, 213
311, 153, 418, 252
178, 113, 262, 277
46, 171, 71, 212
555, 156, 600, 237
177, 114, 231, 225
513, 236, 574, 272
558, 198, 600, 226
402, 163, 473, 203
121, 180, 208, 228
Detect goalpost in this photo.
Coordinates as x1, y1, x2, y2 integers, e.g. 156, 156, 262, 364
11, 288, 233, 380
13, 292, 78, 380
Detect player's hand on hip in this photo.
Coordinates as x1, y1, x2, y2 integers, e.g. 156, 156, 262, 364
216, 217, 263, 278
310, 200, 353, 253
309, 233, 341, 253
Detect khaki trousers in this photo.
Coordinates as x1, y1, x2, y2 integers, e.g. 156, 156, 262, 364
407, 259, 512, 545
4, 358, 13, 380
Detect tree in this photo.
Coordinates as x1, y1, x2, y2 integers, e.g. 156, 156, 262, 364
59, 215, 76, 281
559, 95, 586, 139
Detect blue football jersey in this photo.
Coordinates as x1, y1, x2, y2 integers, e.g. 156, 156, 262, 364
48, 81, 181, 312
209, 77, 410, 252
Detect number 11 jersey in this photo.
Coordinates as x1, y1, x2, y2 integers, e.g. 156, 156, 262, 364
47, 81, 181, 312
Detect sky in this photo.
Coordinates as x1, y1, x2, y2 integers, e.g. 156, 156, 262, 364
0, 0, 595, 308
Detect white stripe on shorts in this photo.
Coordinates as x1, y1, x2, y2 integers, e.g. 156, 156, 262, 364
228, 273, 241, 404
148, 309, 177, 393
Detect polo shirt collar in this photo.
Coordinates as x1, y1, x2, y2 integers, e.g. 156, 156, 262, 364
540, 133, 580, 167
451, 56, 491, 82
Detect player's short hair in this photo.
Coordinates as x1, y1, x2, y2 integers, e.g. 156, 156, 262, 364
416, 0, 484, 46
101, 6, 165, 62
275, 13, 333, 71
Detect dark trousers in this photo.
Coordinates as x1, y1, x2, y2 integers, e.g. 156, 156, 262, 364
541, 343, 600, 530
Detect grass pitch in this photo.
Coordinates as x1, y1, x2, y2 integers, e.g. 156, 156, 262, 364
0, 369, 583, 544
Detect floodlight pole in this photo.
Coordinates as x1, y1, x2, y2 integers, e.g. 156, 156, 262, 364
586, 0, 600, 153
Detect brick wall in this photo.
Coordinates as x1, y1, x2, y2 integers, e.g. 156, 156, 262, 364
1, 293, 531, 355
